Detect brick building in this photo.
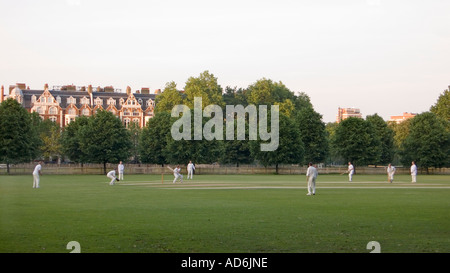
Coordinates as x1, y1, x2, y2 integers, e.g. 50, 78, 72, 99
336, 107, 363, 123
1, 83, 157, 128
388, 112, 417, 124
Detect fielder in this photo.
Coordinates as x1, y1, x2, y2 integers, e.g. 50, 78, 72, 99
107, 169, 119, 185
347, 162, 354, 182
118, 161, 124, 181
32, 161, 43, 188
387, 163, 396, 183
410, 161, 417, 183
173, 165, 183, 183
306, 162, 318, 196
187, 161, 195, 180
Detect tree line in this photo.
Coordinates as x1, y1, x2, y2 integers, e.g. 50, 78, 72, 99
1, 71, 449, 174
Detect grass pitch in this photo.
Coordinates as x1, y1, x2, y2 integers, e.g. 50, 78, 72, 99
0, 173, 449, 253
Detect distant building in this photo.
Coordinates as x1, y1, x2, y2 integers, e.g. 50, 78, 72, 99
1, 83, 157, 128
389, 112, 417, 124
336, 107, 362, 123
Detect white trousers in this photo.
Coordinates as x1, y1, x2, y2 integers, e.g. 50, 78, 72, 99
411, 174, 417, 183
348, 172, 353, 182
107, 174, 116, 185
187, 169, 194, 179
33, 174, 40, 188
388, 173, 395, 182
307, 176, 316, 195
118, 172, 124, 180
173, 174, 183, 183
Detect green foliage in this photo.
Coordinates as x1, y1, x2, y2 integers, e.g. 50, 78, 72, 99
220, 119, 253, 166
78, 110, 132, 173
430, 89, 449, 122
40, 125, 62, 161
366, 114, 395, 165
155, 81, 184, 113
139, 112, 172, 165
250, 114, 304, 172
0, 99, 40, 172
332, 117, 381, 166
400, 112, 450, 169
164, 109, 224, 164
184, 70, 224, 109
295, 107, 328, 164
60, 116, 90, 164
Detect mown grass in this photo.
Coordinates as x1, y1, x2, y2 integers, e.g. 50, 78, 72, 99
0, 174, 449, 253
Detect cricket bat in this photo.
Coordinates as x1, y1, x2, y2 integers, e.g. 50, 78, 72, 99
167, 166, 174, 171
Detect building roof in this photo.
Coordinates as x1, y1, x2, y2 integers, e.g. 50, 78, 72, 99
20, 88, 156, 111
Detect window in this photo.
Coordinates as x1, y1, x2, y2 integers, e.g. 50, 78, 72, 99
49, 107, 58, 115
68, 108, 76, 115
107, 97, 116, 106
81, 97, 89, 105
95, 98, 103, 106
49, 116, 57, 122
67, 97, 76, 104
35, 107, 44, 114
123, 118, 130, 128
56, 96, 61, 104
31, 95, 37, 103
82, 108, 90, 116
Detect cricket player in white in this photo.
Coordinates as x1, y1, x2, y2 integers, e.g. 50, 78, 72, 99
387, 163, 396, 183
32, 161, 43, 188
410, 161, 417, 183
173, 165, 183, 183
107, 169, 119, 185
118, 161, 124, 181
306, 162, 318, 195
347, 162, 354, 182
187, 161, 195, 180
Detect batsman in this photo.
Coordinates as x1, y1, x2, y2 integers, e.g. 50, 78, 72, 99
168, 165, 183, 184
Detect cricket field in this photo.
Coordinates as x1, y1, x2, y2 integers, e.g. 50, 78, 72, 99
0, 174, 449, 253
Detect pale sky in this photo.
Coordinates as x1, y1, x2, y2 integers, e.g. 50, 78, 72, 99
1, 0, 449, 123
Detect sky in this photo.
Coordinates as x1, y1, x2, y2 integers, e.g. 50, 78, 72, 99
1, 0, 449, 123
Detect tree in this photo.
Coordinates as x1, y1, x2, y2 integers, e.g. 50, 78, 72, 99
222, 86, 248, 107
155, 81, 184, 113
366, 114, 395, 165
400, 112, 450, 172
295, 107, 329, 164
388, 119, 411, 150
0, 99, 40, 173
164, 109, 224, 164
40, 124, 62, 163
430, 88, 450, 122
332, 117, 381, 166
325, 122, 344, 165
246, 78, 312, 114
220, 119, 253, 167
183, 70, 224, 109
60, 116, 90, 164
78, 110, 132, 174
128, 121, 142, 163
140, 112, 172, 165
250, 114, 304, 174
